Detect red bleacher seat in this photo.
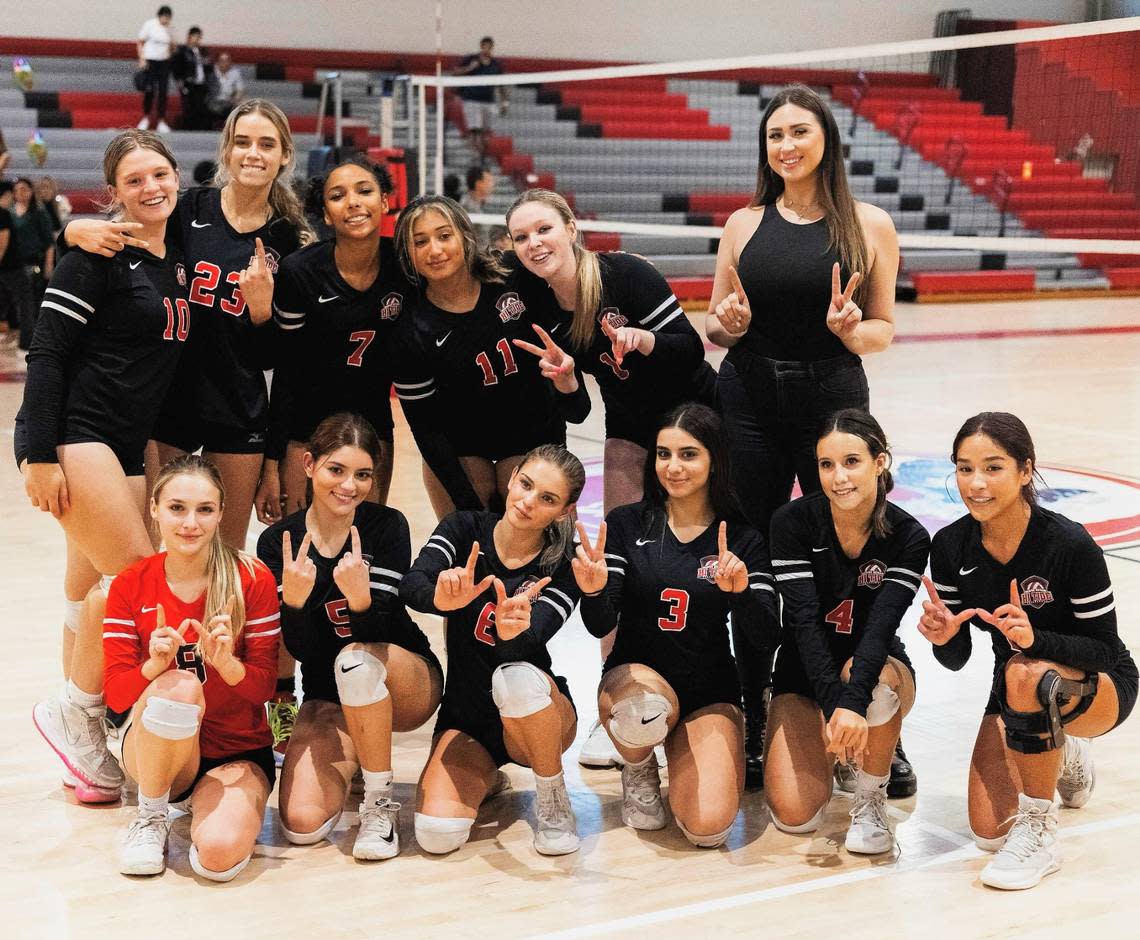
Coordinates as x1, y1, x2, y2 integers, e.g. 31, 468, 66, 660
911, 270, 1037, 294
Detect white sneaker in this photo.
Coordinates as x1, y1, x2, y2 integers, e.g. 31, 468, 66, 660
578, 720, 622, 768
120, 809, 171, 876
33, 696, 124, 792
1057, 736, 1095, 808
156, 120, 171, 133
621, 754, 667, 831
353, 795, 401, 860
137, 116, 150, 130
980, 794, 1061, 890
533, 777, 579, 856
846, 770, 893, 854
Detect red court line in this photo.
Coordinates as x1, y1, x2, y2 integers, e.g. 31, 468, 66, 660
892, 324, 1140, 343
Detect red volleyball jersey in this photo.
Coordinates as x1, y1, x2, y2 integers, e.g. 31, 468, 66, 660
103, 553, 281, 757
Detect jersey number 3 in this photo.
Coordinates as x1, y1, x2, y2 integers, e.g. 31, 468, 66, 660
658, 588, 689, 631
826, 599, 855, 635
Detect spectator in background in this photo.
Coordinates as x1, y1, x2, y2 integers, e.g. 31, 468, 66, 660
461, 165, 496, 246
209, 53, 245, 125
192, 159, 217, 184
0, 130, 10, 178
34, 177, 71, 234
452, 36, 506, 157
443, 172, 462, 203
137, 5, 175, 133
8, 178, 54, 350
0, 182, 15, 348
173, 26, 212, 131
488, 226, 511, 252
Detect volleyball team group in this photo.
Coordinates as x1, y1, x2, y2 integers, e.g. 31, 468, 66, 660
16, 84, 1135, 891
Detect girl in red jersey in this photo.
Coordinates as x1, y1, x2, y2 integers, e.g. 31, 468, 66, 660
102, 454, 280, 880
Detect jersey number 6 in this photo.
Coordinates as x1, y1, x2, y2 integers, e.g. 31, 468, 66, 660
658, 588, 690, 631
826, 599, 855, 635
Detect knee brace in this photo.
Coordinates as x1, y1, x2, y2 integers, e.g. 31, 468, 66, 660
414, 813, 473, 854
189, 843, 251, 883
141, 696, 201, 741
865, 682, 900, 728
63, 599, 84, 634
1001, 669, 1099, 754
677, 817, 733, 848
770, 802, 827, 834
490, 662, 552, 719
608, 692, 672, 749
281, 811, 342, 845
334, 645, 390, 707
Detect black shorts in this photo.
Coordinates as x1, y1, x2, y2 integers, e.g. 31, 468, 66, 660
601, 655, 742, 722
172, 745, 278, 804
983, 654, 1139, 731
454, 419, 565, 464
601, 362, 720, 450
432, 671, 574, 768
13, 415, 145, 476
299, 645, 443, 706
288, 401, 396, 449
152, 412, 268, 455
771, 639, 916, 705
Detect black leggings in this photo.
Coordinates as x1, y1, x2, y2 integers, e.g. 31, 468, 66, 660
142, 60, 171, 119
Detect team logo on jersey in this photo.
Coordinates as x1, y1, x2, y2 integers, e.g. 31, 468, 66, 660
696, 555, 719, 584
380, 292, 403, 320
251, 246, 282, 274
495, 292, 526, 322
599, 307, 628, 330
513, 577, 543, 599
1019, 576, 1055, 609
175, 262, 187, 287
857, 559, 887, 589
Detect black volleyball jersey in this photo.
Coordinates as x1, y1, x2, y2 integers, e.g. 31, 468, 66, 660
581, 502, 778, 688
172, 186, 302, 430
18, 244, 189, 463
392, 271, 590, 508
257, 502, 434, 701
400, 510, 580, 721
929, 506, 1132, 682
770, 494, 930, 717
732, 206, 850, 362
517, 251, 709, 415
268, 238, 409, 457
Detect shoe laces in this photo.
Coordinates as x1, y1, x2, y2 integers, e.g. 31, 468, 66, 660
849, 786, 890, 832
127, 810, 169, 848
1060, 741, 1089, 789
536, 784, 573, 830
998, 806, 1055, 862
625, 759, 661, 806
359, 797, 401, 836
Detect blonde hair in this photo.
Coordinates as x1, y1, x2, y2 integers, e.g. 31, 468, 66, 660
393, 195, 509, 285
212, 99, 312, 243
99, 129, 179, 217
152, 454, 258, 651
505, 189, 601, 350
517, 444, 586, 573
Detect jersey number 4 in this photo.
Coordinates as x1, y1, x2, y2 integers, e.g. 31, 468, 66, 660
475, 339, 518, 386
189, 261, 246, 317
162, 297, 190, 341
658, 588, 690, 631
825, 599, 855, 635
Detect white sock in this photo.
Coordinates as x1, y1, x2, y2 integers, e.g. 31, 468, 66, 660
855, 769, 890, 792
361, 769, 393, 797
534, 770, 564, 790
67, 680, 103, 711
625, 752, 655, 769
139, 789, 170, 816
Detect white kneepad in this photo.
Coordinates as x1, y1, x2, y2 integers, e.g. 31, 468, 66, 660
141, 696, 201, 740
63, 599, 84, 634
490, 662, 551, 719
414, 813, 473, 854
333, 645, 390, 707
770, 802, 827, 834
281, 811, 342, 845
608, 692, 672, 749
189, 843, 251, 883
865, 682, 900, 727
676, 817, 733, 849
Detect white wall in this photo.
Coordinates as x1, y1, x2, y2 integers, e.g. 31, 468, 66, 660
4, 1, 1088, 61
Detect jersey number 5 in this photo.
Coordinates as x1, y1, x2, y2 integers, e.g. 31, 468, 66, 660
475, 339, 518, 386
325, 599, 352, 638
658, 588, 690, 631
474, 602, 496, 646
825, 599, 855, 635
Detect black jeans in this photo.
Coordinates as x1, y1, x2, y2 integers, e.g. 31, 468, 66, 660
718, 349, 870, 535
142, 59, 171, 119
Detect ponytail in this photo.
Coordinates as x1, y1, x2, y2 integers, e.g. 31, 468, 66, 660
517, 444, 586, 573
819, 409, 894, 538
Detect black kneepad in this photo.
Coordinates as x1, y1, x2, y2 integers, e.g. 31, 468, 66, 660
1001, 669, 1099, 754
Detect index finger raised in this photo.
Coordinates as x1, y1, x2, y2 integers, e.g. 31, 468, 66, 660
155, 602, 166, 631
595, 520, 606, 554
718, 520, 728, 556
298, 531, 313, 562
575, 521, 593, 554
466, 541, 481, 574
728, 265, 746, 301
831, 261, 841, 296
526, 576, 552, 600
350, 524, 362, 559
282, 529, 294, 564
843, 271, 862, 303
1009, 578, 1022, 609
531, 323, 560, 351
255, 236, 267, 264
921, 575, 943, 607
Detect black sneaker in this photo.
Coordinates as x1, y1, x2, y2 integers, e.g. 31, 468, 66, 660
743, 700, 767, 791
887, 740, 917, 798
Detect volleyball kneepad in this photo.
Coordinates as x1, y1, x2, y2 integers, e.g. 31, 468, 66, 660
333, 645, 389, 707
414, 814, 473, 854
141, 696, 201, 740
609, 692, 672, 749
490, 662, 551, 718
864, 682, 900, 727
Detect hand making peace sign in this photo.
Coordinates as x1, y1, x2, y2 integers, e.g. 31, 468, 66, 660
281, 529, 318, 609
513, 323, 579, 394
571, 521, 608, 595
825, 262, 863, 343
333, 525, 372, 612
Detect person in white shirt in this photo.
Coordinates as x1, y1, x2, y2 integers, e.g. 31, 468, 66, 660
209, 53, 245, 125
137, 5, 175, 133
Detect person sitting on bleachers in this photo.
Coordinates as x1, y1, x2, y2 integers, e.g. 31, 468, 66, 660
209, 53, 245, 126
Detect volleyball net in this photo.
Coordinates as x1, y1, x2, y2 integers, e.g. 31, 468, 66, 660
409, 16, 1140, 298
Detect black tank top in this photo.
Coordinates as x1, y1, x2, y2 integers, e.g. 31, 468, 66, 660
731, 204, 850, 362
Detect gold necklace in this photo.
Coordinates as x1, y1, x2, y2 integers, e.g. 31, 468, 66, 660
781, 197, 822, 220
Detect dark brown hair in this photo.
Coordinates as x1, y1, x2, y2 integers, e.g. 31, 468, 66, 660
818, 409, 894, 537
952, 412, 1041, 506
